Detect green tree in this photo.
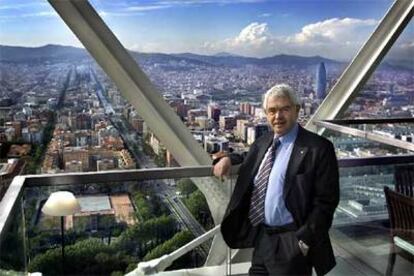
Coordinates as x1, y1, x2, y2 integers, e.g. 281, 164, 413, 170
29, 238, 136, 276
177, 178, 197, 197
115, 215, 177, 257
184, 190, 214, 229
151, 196, 170, 217
133, 192, 153, 222
143, 231, 194, 261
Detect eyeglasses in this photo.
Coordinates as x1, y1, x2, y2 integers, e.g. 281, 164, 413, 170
266, 105, 294, 115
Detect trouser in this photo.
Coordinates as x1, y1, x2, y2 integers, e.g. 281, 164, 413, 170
249, 223, 312, 276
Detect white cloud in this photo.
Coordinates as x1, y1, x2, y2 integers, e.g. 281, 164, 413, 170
387, 41, 414, 61
202, 18, 381, 60
235, 22, 270, 45
289, 17, 377, 45
203, 22, 276, 57
122, 16, 411, 61
399, 42, 414, 49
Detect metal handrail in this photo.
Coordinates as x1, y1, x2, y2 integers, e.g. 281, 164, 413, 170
314, 121, 414, 152
322, 118, 414, 125
126, 225, 221, 275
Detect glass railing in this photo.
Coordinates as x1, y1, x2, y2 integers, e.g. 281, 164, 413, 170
1, 158, 413, 275
319, 120, 414, 275
331, 160, 414, 275
0, 167, 238, 275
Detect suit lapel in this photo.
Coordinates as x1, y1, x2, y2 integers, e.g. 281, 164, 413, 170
283, 126, 308, 199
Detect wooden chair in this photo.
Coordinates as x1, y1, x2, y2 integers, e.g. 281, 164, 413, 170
384, 186, 414, 275
394, 165, 414, 197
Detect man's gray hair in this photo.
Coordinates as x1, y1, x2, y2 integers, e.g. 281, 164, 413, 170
262, 84, 300, 111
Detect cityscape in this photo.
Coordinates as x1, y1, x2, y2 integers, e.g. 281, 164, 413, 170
0, 0, 413, 275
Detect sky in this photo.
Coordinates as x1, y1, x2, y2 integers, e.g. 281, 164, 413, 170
0, 0, 412, 61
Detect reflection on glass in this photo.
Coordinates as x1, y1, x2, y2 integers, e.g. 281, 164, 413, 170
9, 177, 214, 275
331, 163, 414, 275
341, 21, 414, 119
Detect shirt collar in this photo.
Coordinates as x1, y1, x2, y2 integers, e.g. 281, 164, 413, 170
274, 123, 299, 144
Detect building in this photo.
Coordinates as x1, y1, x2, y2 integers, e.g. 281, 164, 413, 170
96, 159, 116, 171
207, 104, 221, 122
130, 116, 144, 134
219, 115, 236, 131
204, 135, 229, 154
5, 121, 22, 138
187, 109, 207, 123
195, 116, 210, 129
65, 160, 83, 172
47, 98, 58, 110
22, 127, 44, 144
75, 113, 92, 130
247, 123, 270, 145
239, 102, 252, 114
316, 62, 327, 100
7, 144, 32, 158
118, 149, 136, 169
63, 147, 89, 171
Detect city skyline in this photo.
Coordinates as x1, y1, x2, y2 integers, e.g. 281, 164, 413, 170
1, 0, 413, 61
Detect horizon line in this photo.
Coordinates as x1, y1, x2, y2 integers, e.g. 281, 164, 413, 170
0, 43, 348, 62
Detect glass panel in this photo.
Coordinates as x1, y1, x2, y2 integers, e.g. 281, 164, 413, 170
89, 0, 390, 126
332, 162, 414, 275
18, 175, 218, 275
321, 127, 412, 158
0, 196, 27, 274
0, 1, 141, 178
341, 21, 414, 119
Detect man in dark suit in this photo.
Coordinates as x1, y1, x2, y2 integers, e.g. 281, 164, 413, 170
213, 84, 339, 275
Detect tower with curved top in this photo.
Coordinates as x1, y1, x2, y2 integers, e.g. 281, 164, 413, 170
316, 62, 327, 100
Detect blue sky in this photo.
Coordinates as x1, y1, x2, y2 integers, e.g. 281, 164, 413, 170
0, 0, 412, 60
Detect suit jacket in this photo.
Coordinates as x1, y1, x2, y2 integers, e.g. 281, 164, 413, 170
220, 125, 340, 275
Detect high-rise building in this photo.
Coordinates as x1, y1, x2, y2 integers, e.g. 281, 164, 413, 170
207, 104, 221, 122
236, 119, 251, 141
239, 102, 251, 114
219, 115, 236, 130
316, 62, 327, 100
247, 123, 270, 145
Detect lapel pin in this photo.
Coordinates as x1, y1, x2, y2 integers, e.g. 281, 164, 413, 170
300, 150, 304, 154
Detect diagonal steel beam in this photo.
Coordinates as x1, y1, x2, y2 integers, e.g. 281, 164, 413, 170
48, 0, 231, 266
306, 0, 414, 134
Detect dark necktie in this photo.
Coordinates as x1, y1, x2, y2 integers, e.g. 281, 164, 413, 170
248, 138, 280, 226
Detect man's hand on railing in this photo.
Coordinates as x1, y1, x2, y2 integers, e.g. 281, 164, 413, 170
212, 156, 232, 179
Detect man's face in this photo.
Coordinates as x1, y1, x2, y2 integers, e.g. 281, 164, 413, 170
265, 96, 299, 136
